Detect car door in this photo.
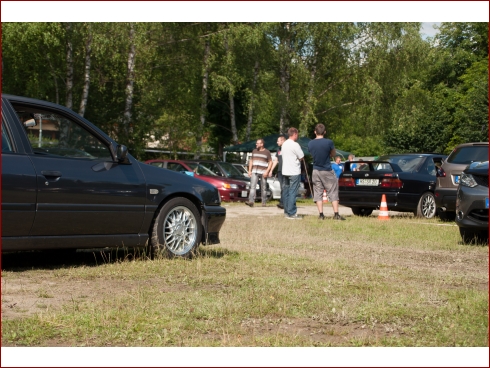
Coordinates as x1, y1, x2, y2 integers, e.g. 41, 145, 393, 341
397, 156, 440, 209
1, 105, 37, 237
6, 98, 147, 237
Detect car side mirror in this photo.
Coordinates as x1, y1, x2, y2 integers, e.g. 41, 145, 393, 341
116, 144, 130, 164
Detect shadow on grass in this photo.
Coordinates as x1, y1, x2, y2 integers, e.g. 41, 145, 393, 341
1, 247, 150, 272
196, 247, 239, 259
2, 245, 240, 271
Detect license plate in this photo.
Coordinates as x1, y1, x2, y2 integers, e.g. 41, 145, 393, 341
356, 179, 379, 186
241, 191, 248, 197
454, 175, 460, 184
486, 198, 489, 209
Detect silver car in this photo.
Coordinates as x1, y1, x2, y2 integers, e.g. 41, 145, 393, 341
455, 161, 489, 244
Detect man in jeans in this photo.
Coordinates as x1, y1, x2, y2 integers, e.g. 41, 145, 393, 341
281, 127, 304, 219
245, 138, 272, 207
269, 135, 286, 209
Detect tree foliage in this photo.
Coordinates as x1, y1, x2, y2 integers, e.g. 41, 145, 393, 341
2, 22, 488, 160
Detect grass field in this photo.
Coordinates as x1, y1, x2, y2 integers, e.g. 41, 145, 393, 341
2, 202, 488, 353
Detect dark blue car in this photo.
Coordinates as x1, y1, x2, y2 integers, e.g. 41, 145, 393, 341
455, 161, 489, 244
1, 94, 226, 258
339, 154, 446, 218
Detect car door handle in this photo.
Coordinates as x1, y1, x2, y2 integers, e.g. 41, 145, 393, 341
41, 171, 62, 184
41, 170, 62, 178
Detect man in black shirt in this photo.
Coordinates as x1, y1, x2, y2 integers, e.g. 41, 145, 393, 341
270, 135, 286, 209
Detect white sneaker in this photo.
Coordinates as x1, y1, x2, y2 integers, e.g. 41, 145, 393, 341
286, 214, 302, 220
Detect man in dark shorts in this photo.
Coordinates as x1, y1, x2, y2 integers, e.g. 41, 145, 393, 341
307, 124, 345, 220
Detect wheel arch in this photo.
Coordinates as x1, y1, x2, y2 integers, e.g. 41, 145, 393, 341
149, 192, 206, 244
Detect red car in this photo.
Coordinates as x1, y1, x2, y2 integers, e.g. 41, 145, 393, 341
145, 159, 249, 202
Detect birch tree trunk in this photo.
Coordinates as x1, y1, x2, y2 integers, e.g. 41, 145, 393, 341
225, 36, 238, 145
79, 30, 92, 117
301, 50, 317, 133
246, 60, 259, 141
65, 23, 73, 109
279, 63, 290, 134
195, 32, 211, 159
46, 54, 59, 104
123, 23, 136, 142
279, 23, 291, 134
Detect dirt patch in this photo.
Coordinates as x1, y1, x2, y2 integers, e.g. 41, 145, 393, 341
239, 317, 403, 345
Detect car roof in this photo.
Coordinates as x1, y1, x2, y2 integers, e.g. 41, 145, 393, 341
378, 153, 446, 157
453, 142, 488, 148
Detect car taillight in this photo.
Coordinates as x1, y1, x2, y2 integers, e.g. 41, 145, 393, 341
380, 178, 403, 188
339, 177, 355, 187
436, 167, 446, 177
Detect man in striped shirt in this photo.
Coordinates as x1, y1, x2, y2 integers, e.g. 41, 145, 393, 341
245, 138, 272, 207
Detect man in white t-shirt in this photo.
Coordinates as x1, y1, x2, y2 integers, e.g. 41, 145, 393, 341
281, 127, 304, 219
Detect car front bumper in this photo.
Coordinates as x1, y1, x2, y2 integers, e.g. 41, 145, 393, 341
455, 185, 489, 231
202, 205, 226, 245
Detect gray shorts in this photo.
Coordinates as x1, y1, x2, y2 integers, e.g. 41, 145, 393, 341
312, 170, 339, 202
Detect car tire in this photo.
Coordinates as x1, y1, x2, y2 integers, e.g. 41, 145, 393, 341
351, 207, 374, 217
459, 228, 488, 245
416, 192, 436, 219
438, 210, 455, 221
151, 197, 202, 259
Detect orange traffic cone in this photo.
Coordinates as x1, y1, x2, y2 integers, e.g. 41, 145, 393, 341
378, 194, 389, 220
322, 190, 328, 203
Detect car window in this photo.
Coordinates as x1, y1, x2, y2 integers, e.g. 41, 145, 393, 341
166, 162, 187, 173
149, 162, 163, 168
201, 162, 223, 176
234, 164, 247, 174
420, 158, 437, 176
187, 162, 217, 176
219, 162, 243, 177
378, 156, 424, 172
1, 121, 14, 153
373, 162, 394, 172
13, 104, 112, 160
447, 145, 488, 164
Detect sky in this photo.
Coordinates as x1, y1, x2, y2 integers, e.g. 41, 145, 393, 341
420, 22, 441, 39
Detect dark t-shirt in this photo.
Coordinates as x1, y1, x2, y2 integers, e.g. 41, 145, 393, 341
308, 138, 335, 171
277, 149, 283, 172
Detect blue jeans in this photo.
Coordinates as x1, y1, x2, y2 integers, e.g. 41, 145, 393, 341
248, 172, 267, 203
282, 174, 300, 216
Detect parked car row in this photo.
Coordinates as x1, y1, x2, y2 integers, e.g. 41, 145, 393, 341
338, 145, 488, 244
146, 159, 248, 202
1, 94, 226, 258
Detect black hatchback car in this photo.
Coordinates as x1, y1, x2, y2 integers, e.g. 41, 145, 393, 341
1, 94, 226, 258
339, 154, 446, 218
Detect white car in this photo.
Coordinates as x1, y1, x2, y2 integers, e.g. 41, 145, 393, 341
268, 176, 306, 199
232, 163, 305, 199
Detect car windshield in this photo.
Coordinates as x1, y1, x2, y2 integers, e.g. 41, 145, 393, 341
378, 155, 425, 172
447, 145, 488, 164
234, 164, 247, 174
219, 162, 243, 177
186, 163, 217, 176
